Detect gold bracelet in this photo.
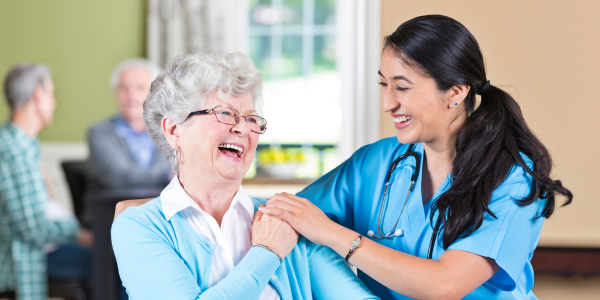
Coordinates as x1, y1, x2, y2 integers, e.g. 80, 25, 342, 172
252, 244, 282, 263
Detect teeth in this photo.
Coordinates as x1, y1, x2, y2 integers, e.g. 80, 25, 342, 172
394, 116, 412, 123
218, 143, 244, 153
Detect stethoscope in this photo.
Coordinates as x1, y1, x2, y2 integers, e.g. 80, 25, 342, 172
366, 144, 442, 260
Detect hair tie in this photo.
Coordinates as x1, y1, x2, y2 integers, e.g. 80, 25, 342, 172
477, 80, 491, 95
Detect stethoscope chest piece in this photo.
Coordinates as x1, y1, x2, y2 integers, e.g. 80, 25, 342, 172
367, 228, 403, 238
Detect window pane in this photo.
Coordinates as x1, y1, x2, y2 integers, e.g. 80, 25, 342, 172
248, 35, 272, 80
247, 0, 341, 146
260, 72, 342, 144
250, 0, 303, 26
313, 35, 336, 74
282, 0, 303, 25
314, 0, 336, 25
280, 35, 303, 78
249, 0, 272, 7
249, 0, 273, 26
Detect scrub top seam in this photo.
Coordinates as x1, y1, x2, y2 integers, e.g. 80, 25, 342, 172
488, 173, 528, 258
488, 201, 518, 259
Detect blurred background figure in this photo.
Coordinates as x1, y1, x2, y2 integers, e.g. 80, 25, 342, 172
0, 64, 92, 300
86, 59, 170, 191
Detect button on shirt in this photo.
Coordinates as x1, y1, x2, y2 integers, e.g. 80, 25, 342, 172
160, 176, 280, 300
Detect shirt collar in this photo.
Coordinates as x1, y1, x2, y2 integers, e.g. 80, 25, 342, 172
3, 121, 39, 153
161, 175, 255, 221
113, 115, 146, 136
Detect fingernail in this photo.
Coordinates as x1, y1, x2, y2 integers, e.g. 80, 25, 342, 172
258, 207, 266, 211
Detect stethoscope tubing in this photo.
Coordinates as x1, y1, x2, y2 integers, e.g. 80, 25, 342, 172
369, 144, 440, 259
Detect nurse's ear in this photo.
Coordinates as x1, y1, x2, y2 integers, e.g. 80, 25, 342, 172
446, 84, 470, 108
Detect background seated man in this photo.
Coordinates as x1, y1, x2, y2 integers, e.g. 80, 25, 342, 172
86, 59, 170, 191
0, 63, 92, 300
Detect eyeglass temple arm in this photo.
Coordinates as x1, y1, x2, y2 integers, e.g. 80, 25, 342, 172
188, 109, 212, 117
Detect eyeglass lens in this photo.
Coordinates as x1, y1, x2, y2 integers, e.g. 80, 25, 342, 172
214, 107, 266, 133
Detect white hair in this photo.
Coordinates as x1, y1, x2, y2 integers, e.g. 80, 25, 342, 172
3, 63, 52, 112
109, 58, 161, 90
144, 52, 263, 173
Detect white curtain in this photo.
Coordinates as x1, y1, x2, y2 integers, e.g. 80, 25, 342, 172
147, 0, 248, 67
338, 0, 382, 159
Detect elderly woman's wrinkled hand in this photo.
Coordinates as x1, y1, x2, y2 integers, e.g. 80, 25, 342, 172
261, 193, 335, 247
252, 204, 299, 259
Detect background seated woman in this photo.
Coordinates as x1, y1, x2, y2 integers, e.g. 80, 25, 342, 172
111, 52, 378, 300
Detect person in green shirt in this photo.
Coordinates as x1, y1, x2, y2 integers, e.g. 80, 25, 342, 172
0, 64, 92, 300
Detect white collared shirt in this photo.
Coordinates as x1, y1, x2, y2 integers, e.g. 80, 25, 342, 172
161, 176, 280, 300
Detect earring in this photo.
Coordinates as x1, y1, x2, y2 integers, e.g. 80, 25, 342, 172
174, 147, 184, 164
454, 102, 458, 106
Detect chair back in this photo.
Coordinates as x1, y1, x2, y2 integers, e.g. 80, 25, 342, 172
0, 290, 15, 300
61, 160, 88, 223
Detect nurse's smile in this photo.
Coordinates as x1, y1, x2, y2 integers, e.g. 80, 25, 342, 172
392, 113, 412, 130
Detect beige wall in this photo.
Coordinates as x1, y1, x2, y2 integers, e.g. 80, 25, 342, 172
379, 0, 600, 247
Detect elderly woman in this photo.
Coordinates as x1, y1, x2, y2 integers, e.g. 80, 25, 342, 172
111, 52, 378, 300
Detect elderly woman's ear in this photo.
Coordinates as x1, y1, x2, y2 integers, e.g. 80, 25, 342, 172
161, 117, 180, 149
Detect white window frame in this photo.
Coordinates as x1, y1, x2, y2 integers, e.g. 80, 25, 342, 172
148, 0, 382, 160
338, 0, 382, 159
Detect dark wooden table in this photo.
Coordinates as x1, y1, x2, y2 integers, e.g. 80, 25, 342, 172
86, 188, 162, 300
531, 246, 600, 277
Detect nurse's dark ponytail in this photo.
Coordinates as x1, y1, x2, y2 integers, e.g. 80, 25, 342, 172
384, 15, 573, 249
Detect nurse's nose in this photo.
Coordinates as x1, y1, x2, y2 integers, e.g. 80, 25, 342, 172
381, 86, 400, 113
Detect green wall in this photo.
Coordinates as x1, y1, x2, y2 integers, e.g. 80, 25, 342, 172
0, 0, 146, 141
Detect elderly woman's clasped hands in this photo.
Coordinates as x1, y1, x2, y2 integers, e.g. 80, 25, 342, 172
261, 193, 333, 247
253, 204, 299, 258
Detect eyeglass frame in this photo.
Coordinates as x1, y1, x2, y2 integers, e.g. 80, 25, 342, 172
186, 105, 267, 134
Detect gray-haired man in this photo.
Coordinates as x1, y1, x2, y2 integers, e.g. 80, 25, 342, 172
86, 59, 171, 191
0, 64, 92, 300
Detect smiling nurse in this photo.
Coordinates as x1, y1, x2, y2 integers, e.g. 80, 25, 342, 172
262, 15, 573, 299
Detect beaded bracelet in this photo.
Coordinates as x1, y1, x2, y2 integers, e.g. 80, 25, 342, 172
252, 244, 282, 263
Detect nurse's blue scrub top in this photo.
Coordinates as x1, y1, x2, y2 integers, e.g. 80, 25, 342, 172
298, 138, 545, 300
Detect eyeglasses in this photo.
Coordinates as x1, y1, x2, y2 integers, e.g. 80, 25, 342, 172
187, 106, 267, 134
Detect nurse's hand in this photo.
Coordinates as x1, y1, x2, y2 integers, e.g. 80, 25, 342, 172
252, 205, 300, 259
260, 193, 336, 247
114, 198, 153, 220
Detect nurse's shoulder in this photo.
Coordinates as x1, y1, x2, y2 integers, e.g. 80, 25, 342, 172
350, 137, 410, 165
488, 152, 540, 213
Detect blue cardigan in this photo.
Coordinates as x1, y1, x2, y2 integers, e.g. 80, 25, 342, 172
111, 197, 378, 300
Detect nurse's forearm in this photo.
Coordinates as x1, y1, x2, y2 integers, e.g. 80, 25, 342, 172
327, 225, 498, 300
261, 192, 498, 298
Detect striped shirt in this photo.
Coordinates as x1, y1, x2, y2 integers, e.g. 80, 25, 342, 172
0, 122, 79, 300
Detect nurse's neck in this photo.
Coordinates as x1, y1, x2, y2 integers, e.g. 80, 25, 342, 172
421, 141, 456, 205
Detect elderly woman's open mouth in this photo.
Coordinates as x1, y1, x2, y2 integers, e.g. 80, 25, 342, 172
218, 142, 245, 159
